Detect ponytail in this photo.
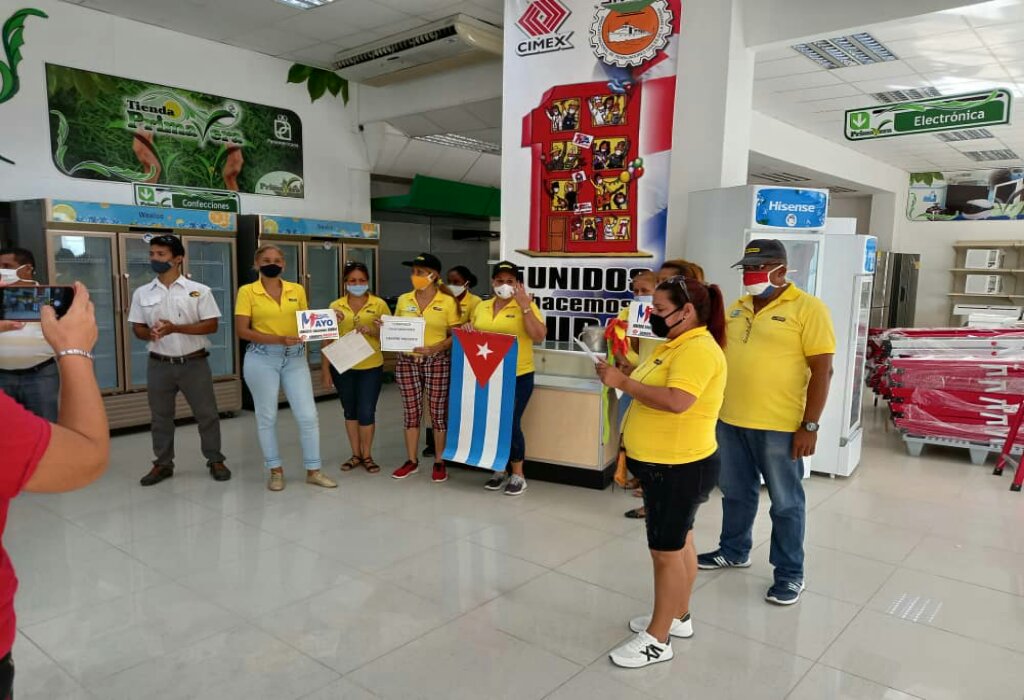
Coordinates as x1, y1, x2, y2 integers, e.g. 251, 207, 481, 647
656, 275, 727, 348
704, 283, 727, 348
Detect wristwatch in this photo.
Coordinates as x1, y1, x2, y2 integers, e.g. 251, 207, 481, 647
801, 421, 819, 433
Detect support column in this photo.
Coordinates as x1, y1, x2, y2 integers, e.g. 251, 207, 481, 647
665, 0, 755, 255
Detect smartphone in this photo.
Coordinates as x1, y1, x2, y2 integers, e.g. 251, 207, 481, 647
0, 285, 75, 321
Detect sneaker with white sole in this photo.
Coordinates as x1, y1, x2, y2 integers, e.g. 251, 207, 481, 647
765, 580, 805, 605
609, 631, 673, 669
504, 474, 527, 496
697, 549, 751, 570
628, 612, 693, 639
484, 471, 508, 491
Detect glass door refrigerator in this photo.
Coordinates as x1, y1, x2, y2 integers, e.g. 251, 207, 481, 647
10, 200, 241, 429
238, 215, 381, 398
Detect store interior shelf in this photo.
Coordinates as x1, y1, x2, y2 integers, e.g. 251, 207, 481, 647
953, 241, 1024, 249
947, 293, 1022, 299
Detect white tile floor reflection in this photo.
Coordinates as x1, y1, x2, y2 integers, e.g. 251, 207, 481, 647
9, 387, 1024, 699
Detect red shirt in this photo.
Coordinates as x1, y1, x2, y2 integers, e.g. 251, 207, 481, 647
0, 392, 48, 656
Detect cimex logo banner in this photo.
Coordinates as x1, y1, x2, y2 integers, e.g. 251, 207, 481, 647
503, 0, 682, 341
46, 63, 304, 198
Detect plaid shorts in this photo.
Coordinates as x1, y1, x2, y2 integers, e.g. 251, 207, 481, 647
396, 352, 451, 430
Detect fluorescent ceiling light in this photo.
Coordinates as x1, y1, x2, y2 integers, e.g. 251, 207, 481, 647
415, 133, 501, 155
871, 87, 942, 104
750, 171, 811, 184
962, 149, 1020, 162
936, 128, 995, 142
275, 0, 335, 9
792, 33, 898, 69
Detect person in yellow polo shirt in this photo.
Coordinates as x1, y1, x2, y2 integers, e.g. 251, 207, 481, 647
596, 275, 728, 669
321, 261, 390, 475
466, 261, 546, 496
235, 244, 335, 492
391, 253, 460, 483
698, 239, 835, 607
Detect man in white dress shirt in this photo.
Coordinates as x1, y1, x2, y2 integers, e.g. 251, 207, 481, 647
128, 235, 229, 486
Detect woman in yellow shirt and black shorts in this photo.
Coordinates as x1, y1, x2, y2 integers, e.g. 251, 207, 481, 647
390, 253, 460, 483
321, 261, 390, 474
597, 275, 728, 669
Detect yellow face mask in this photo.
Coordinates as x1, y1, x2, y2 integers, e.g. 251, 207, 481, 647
411, 274, 433, 291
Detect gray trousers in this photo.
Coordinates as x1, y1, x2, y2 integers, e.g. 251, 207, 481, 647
148, 355, 225, 467
0, 360, 59, 421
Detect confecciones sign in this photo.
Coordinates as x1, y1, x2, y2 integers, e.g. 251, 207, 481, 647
524, 264, 646, 341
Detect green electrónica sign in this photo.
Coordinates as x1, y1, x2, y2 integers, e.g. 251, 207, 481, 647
845, 89, 1012, 141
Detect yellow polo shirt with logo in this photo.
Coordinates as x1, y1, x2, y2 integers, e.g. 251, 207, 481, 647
395, 290, 460, 351
471, 298, 544, 376
458, 292, 483, 325
329, 294, 390, 370
622, 326, 727, 465
235, 279, 307, 337
720, 285, 836, 432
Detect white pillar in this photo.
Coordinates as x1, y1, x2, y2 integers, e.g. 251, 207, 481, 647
665, 0, 755, 256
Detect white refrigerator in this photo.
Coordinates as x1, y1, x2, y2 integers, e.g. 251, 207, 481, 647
686, 186, 873, 477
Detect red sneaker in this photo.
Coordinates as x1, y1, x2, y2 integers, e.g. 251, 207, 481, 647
432, 462, 448, 483
392, 460, 419, 479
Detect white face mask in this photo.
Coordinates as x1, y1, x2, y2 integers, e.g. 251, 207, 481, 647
0, 266, 25, 285
447, 285, 466, 298
635, 295, 653, 305
493, 284, 515, 300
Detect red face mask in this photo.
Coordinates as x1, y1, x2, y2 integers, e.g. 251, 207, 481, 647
742, 266, 783, 297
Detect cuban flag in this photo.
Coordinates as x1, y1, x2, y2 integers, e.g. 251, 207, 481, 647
443, 329, 519, 471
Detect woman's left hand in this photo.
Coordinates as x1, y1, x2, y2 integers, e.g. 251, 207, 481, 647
413, 343, 439, 356
512, 282, 532, 309
596, 359, 627, 390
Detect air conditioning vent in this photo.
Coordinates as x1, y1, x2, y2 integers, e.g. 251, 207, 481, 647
870, 87, 942, 104
962, 149, 1020, 162
750, 171, 811, 184
333, 15, 502, 86
829, 186, 858, 194
936, 128, 995, 142
414, 133, 501, 155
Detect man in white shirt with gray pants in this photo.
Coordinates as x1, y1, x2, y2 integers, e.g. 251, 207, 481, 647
128, 234, 229, 486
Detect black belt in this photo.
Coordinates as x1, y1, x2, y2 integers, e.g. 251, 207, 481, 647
149, 350, 209, 365
0, 357, 56, 375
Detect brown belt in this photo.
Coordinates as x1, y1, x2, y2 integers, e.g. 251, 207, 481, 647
149, 349, 209, 365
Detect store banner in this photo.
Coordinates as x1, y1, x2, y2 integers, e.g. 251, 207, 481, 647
907, 169, 1024, 221
134, 184, 240, 214
48, 200, 236, 231
502, 0, 681, 341
45, 64, 304, 198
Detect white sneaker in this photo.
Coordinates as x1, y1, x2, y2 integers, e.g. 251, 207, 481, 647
628, 612, 693, 638
609, 631, 673, 669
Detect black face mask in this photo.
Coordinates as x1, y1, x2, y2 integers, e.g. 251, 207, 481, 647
150, 260, 173, 274
649, 308, 683, 338
260, 264, 283, 278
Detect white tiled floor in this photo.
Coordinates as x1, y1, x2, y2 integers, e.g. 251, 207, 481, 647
9, 387, 1024, 699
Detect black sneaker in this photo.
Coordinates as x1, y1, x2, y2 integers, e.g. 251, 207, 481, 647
696, 549, 752, 570
504, 474, 527, 496
140, 465, 174, 487
765, 580, 805, 605
484, 472, 508, 490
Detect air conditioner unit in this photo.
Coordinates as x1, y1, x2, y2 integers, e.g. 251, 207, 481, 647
965, 274, 1004, 295
964, 248, 1004, 269
332, 15, 502, 87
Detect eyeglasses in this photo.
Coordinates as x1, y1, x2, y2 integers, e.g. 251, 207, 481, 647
663, 275, 692, 305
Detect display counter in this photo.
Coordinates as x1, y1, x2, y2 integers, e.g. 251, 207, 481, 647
522, 342, 619, 489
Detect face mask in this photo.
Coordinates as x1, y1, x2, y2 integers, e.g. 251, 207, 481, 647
649, 308, 683, 339
347, 284, 368, 297
447, 285, 466, 298
494, 284, 514, 300
635, 295, 653, 305
260, 264, 283, 278
411, 274, 433, 291
0, 267, 23, 285
743, 265, 784, 298
150, 260, 173, 274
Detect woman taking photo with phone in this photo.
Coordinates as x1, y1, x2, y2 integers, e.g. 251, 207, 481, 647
391, 253, 460, 483
597, 275, 727, 669
465, 261, 545, 496
321, 261, 389, 474
235, 244, 335, 492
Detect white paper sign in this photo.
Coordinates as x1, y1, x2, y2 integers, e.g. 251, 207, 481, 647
380, 315, 426, 352
322, 331, 374, 374
626, 301, 659, 340
296, 309, 339, 342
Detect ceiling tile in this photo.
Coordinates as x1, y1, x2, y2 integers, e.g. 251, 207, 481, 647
904, 51, 994, 74
421, 104, 488, 132
869, 14, 970, 42
334, 30, 389, 52
419, 2, 503, 26
388, 113, 446, 137
756, 71, 843, 94
956, 1, 1024, 27
975, 20, 1024, 47
463, 98, 503, 125
990, 40, 1024, 62
281, 42, 343, 68
792, 83, 864, 102
224, 26, 319, 55
375, 0, 455, 16
829, 60, 919, 83
754, 56, 822, 80
850, 74, 935, 94
886, 31, 987, 59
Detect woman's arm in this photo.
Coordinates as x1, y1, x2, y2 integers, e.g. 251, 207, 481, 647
596, 360, 696, 414
514, 284, 547, 343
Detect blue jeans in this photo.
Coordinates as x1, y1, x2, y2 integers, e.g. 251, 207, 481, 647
243, 344, 321, 470
0, 360, 59, 421
717, 421, 805, 583
330, 365, 383, 426
510, 372, 535, 463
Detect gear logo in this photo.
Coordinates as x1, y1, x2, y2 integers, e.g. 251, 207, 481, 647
516, 0, 574, 56
590, 0, 673, 68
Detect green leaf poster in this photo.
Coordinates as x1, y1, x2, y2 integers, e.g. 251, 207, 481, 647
45, 63, 305, 198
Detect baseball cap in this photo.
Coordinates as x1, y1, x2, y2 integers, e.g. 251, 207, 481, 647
149, 234, 185, 258
401, 253, 442, 273
732, 239, 788, 268
491, 260, 522, 280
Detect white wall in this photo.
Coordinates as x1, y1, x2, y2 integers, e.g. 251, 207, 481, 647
828, 197, 873, 235
0, 0, 370, 221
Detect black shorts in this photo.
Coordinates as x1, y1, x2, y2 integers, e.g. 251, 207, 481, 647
628, 453, 720, 552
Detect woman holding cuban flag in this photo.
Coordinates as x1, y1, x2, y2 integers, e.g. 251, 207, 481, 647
463, 261, 546, 497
